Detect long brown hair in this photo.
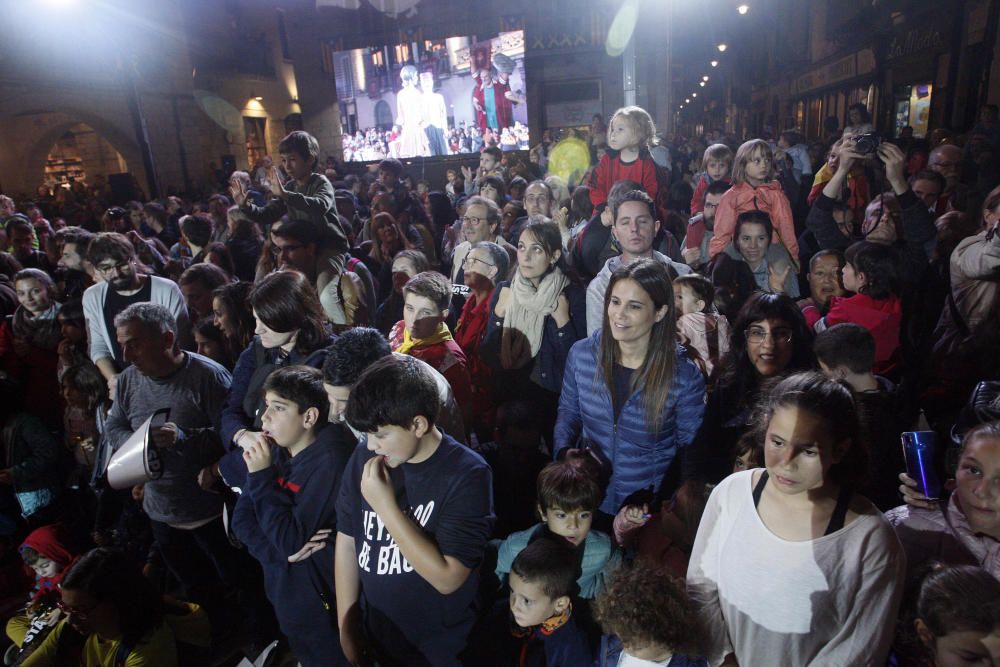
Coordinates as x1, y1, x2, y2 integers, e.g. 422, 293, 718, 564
598, 258, 677, 430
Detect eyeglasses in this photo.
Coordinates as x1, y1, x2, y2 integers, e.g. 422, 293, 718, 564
95, 260, 130, 276
56, 599, 100, 620
463, 255, 496, 269
461, 216, 488, 227
745, 327, 793, 345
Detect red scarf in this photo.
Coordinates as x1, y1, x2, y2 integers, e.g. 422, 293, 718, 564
455, 290, 493, 355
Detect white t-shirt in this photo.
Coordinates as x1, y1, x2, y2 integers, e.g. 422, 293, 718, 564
687, 470, 905, 667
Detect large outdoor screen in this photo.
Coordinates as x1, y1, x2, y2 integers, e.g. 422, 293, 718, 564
332, 30, 528, 162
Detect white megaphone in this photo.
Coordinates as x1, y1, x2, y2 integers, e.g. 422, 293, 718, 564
105, 409, 169, 490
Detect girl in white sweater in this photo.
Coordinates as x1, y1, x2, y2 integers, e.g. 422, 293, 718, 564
687, 371, 906, 666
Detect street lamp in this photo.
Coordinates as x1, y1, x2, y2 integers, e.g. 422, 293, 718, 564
702, 75, 710, 81
717, 43, 727, 52
737, 4, 750, 15
711, 60, 719, 67
685, 98, 690, 103
699, 81, 706, 87
692, 92, 697, 97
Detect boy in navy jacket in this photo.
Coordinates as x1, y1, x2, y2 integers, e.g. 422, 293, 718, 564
232, 365, 353, 666
334, 354, 494, 666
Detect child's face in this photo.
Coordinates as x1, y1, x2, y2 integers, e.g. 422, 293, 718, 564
446, 170, 456, 183
744, 149, 771, 184
366, 422, 424, 468
706, 159, 730, 182
607, 115, 640, 152
323, 383, 351, 424
261, 391, 312, 449
763, 406, 843, 495
194, 332, 225, 364
924, 626, 1000, 667
954, 436, 1000, 539
508, 571, 564, 628
733, 450, 760, 474
403, 292, 446, 340
539, 505, 592, 546
280, 152, 312, 181
30, 556, 60, 579
674, 284, 706, 317
840, 262, 863, 293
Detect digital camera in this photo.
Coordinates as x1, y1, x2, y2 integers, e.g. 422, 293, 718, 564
853, 132, 882, 155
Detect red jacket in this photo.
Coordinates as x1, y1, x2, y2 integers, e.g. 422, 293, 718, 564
588, 149, 660, 209
819, 293, 902, 377
689, 174, 731, 216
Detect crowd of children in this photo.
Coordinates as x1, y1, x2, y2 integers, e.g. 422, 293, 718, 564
0, 98, 997, 667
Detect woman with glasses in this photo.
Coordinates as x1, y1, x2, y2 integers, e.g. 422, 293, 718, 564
483, 218, 587, 449
690, 292, 816, 484
215, 271, 333, 490
554, 259, 706, 522
22, 548, 210, 667
455, 241, 509, 442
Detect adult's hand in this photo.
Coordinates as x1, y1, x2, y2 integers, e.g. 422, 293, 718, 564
768, 263, 791, 294
150, 422, 181, 449
229, 178, 247, 206
197, 465, 220, 493
878, 142, 908, 194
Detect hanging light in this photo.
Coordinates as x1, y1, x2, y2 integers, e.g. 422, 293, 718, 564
702, 75, 710, 81
717, 43, 727, 52
699, 81, 706, 87
711, 60, 719, 67
737, 4, 750, 15
692, 92, 697, 97
685, 98, 690, 103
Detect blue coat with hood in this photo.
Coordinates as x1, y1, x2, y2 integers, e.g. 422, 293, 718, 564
554, 332, 705, 515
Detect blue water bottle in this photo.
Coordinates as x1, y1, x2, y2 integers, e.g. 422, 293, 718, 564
901, 431, 942, 500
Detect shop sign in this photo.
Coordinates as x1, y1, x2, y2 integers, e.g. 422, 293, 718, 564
889, 25, 946, 60
791, 53, 857, 95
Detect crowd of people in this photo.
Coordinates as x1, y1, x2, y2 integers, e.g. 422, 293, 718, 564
342, 122, 531, 163
0, 98, 997, 666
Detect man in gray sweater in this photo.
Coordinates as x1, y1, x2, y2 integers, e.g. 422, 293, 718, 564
104, 302, 236, 602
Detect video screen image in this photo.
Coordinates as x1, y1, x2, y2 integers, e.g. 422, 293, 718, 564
332, 30, 528, 162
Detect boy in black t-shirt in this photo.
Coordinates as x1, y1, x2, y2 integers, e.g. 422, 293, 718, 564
334, 355, 494, 666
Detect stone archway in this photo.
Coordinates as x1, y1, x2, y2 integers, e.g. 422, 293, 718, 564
0, 107, 148, 198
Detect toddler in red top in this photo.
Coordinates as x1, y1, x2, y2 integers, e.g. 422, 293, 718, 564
389, 271, 473, 434
814, 241, 902, 378
589, 106, 661, 211
689, 143, 733, 216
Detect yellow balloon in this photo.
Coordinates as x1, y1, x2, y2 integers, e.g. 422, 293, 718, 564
547, 137, 592, 188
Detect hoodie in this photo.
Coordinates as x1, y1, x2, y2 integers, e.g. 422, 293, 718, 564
20, 525, 77, 607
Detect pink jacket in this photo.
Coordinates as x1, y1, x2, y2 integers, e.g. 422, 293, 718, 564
708, 180, 799, 265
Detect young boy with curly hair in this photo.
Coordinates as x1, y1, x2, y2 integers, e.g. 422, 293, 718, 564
594, 565, 707, 666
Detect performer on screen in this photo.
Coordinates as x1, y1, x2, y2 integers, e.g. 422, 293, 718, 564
420, 71, 449, 156
396, 65, 427, 158
471, 44, 513, 134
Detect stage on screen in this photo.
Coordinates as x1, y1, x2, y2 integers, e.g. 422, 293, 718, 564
332, 30, 528, 162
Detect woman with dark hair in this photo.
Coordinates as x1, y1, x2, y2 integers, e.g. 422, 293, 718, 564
204, 241, 235, 279
554, 259, 705, 518
724, 210, 799, 296
426, 191, 456, 262
193, 317, 232, 370
216, 271, 333, 489
21, 548, 209, 666
224, 207, 264, 282
483, 219, 588, 447
689, 292, 815, 483
211, 281, 255, 359
0, 268, 63, 423
56, 299, 91, 378
688, 371, 904, 666
367, 212, 407, 302
374, 249, 430, 335
478, 175, 507, 209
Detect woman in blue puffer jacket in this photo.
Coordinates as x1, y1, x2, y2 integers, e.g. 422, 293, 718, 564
554, 258, 705, 518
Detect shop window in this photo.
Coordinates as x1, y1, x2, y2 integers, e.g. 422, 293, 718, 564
894, 83, 932, 137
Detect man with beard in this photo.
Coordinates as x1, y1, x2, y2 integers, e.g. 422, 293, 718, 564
682, 179, 729, 270
83, 232, 190, 398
